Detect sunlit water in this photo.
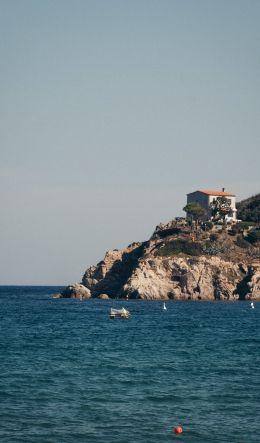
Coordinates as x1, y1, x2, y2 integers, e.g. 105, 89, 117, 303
0, 286, 259, 443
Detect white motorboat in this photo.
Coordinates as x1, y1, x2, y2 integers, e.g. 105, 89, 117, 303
110, 308, 130, 319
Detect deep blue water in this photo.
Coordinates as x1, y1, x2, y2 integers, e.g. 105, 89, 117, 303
0, 287, 259, 443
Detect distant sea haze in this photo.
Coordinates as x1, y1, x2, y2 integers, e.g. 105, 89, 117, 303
0, 286, 259, 443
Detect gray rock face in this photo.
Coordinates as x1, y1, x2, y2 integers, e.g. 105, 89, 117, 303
80, 243, 260, 301
82, 242, 146, 298
123, 256, 245, 300
98, 293, 110, 299
61, 283, 91, 299
247, 264, 260, 300
59, 221, 260, 301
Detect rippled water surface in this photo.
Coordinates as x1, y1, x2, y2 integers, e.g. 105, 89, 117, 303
0, 286, 259, 443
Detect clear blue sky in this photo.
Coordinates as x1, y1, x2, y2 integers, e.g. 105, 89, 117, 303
1, 0, 259, 285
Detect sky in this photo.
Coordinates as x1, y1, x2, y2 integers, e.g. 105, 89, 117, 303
1, 0, 259, 285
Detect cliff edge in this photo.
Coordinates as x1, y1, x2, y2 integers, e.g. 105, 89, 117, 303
59, 220, 260, 301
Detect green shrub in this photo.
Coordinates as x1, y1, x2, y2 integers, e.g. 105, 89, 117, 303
184, 241, 203, 256
239, 221, 255, 229
233, 222, 256, 234
235, 236, 251, 249
210, 233, 218, 242
157, 239, 202, 257
237, 193, 260, 222
247, 229, 260, 244
157, 228, 181, 239
202, 242, 225, 255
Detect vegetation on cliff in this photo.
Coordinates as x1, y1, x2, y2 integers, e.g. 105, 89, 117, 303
237, 193, 260, 223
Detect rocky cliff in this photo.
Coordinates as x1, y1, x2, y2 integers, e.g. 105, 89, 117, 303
59, 222, 260, 301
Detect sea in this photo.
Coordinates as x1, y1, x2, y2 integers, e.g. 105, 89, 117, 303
0, 286, 259, 443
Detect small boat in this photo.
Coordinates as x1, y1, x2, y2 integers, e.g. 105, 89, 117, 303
110, 308, 130, 319
163, 302, 167, 311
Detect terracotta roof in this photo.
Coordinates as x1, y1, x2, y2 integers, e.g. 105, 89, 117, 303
199, 190, 235, 197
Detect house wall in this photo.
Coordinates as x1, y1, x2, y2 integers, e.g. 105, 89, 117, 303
187, 192, 237, 221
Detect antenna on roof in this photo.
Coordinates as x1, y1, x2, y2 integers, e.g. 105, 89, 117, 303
222, 187, 225, 192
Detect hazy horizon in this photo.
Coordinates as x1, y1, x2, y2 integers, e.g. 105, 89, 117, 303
1, 1, 259, 285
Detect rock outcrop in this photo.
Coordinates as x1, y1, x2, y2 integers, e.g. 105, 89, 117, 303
98, 293, 110, 299
58, 222, 260, 301
247, 263, 260, 300
123, 256, 249, 300
82, 242, 147, 297
57, 283, 91, 300
80, 251, 259, 301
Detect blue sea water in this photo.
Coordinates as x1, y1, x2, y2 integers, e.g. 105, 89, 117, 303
0, 287, 259, 443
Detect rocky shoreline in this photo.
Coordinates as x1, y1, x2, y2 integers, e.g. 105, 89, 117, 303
56, 221, 260, 301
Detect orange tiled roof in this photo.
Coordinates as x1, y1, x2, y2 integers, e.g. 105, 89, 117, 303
199, 190, 235, 197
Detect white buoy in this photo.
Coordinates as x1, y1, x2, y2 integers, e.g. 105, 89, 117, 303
163, 302, 167, 310
250, 302, 254, 309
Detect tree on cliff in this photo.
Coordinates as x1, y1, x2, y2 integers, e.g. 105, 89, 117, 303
210, 196, 233, 222
183, 202, 206, 230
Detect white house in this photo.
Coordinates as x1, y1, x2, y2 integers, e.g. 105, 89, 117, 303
186, 189, 237, 222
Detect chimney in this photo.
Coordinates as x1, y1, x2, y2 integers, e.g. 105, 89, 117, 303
222, 187, 225, 192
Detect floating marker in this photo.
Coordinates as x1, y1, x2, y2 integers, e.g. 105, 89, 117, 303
174, 426, 183, 434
